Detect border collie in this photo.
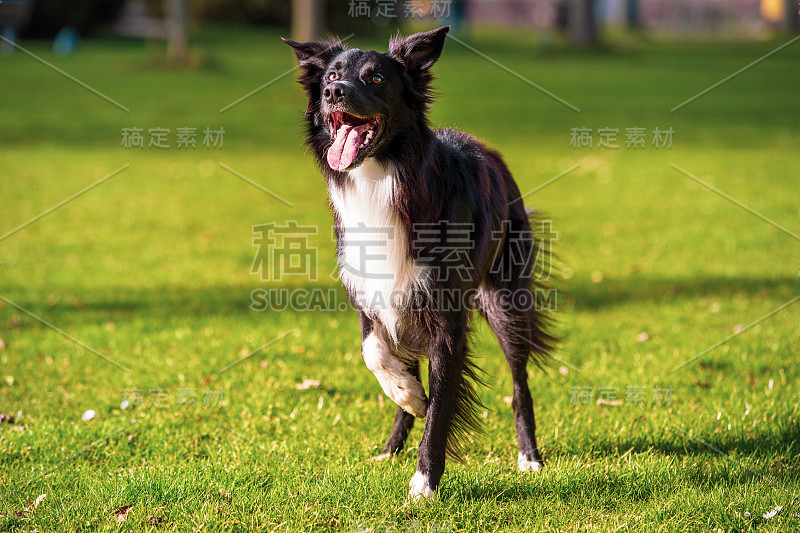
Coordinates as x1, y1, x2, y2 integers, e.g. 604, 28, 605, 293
283, 26, 555, 499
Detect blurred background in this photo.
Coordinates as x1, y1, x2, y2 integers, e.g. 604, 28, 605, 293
2, 0, 799, 52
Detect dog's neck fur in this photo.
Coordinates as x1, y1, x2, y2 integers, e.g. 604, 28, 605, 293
328, 159, 430, 343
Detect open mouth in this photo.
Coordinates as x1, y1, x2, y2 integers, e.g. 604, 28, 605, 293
327, 111, 381, 172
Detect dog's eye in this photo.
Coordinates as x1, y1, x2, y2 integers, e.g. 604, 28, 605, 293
371, 74, 384, 84
327, 72, 339, 82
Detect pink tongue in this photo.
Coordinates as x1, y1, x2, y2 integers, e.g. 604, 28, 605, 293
327, 123, 371, 171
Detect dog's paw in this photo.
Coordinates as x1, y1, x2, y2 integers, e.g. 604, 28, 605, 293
408, 471, 435, 500
517, 452, 545, 472
395, 382, 428, 419
363, 333, 428, 419
369, 452, 393, 462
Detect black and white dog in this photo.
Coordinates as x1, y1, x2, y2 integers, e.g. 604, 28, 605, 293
283, 26, 555, 499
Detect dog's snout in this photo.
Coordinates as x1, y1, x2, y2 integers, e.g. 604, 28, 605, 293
324, 81, 347, 105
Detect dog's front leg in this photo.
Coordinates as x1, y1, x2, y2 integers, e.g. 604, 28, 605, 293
359, 315, 428, 419
375, 360, 421, 459
409, 320, 469, 500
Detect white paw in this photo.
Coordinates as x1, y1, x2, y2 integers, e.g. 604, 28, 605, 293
517, 453, 544, 472
362, 333, 428, 419
394, 381, 428, 419
369, 452, 393, 462
408, 471, 434, 500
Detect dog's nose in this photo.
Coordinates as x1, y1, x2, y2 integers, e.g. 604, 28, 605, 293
324, 82, 347, 105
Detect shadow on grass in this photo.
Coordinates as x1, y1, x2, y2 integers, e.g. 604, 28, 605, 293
2, 275, 797, 328
0, 282, 346, 327
445, 420, 799, 502
568, 275, 799, 311
586, 419, 800, 461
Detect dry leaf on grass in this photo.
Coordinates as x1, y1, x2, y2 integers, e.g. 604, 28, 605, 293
113, 505, 133, 523
33, 494, 46, 508
596, 398, 623, 407
295, 379, 321, 390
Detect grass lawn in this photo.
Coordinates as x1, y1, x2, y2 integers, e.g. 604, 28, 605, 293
1, 25, 799, 532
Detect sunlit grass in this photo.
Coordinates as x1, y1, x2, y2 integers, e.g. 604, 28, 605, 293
1, 25, 799, 532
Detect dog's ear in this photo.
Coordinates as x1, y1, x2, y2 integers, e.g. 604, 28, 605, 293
282, 38, 342, 72
282, 37, 343, 115
388, 26, 449, 73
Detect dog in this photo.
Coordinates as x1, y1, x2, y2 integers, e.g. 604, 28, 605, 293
283, 26, 555, 499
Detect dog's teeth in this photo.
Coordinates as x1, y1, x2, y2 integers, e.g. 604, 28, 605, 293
366, 130, 374, 139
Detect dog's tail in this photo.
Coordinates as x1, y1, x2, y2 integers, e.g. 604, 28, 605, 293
478, 202, 558, 370
522, 207, 559, 369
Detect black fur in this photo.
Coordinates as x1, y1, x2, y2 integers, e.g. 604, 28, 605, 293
283, 26, 556, 496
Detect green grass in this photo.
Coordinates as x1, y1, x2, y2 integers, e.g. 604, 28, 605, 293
1, 25, 799, 532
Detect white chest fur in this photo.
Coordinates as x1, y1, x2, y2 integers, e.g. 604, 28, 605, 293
328, 160, 429, 342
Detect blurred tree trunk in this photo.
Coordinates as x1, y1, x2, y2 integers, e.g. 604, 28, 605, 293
166, 0, 188, 63
567, 0, 598, 45
787, 0, 799, 32
626, 0, 640, 31
292, 0, 324, 42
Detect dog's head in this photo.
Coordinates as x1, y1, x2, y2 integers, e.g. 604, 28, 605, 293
283, 26, 449, 172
